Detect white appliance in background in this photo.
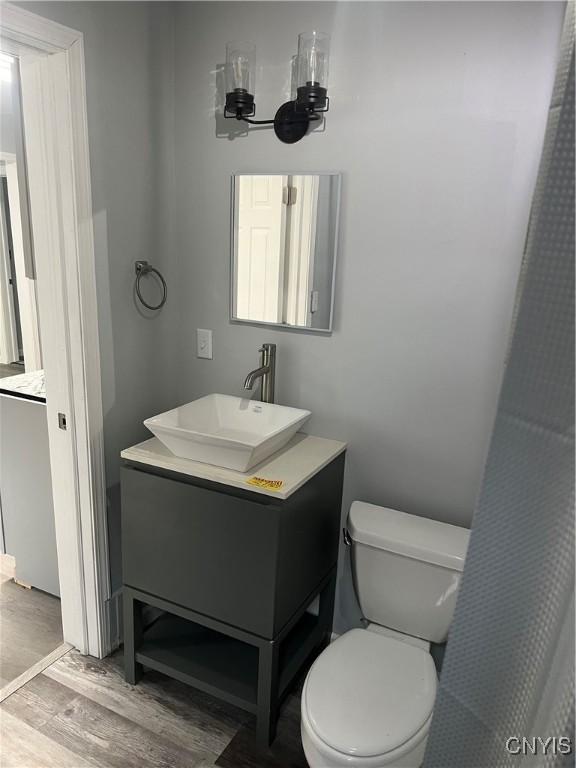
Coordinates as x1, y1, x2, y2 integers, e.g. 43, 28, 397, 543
0, 384, 59, 596
300, 502, 470, 767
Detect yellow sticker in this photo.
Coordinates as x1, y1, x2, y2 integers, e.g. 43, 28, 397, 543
247, 476, 284, 491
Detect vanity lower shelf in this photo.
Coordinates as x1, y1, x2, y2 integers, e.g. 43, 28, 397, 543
136, 613, 260, 710
124, 576, 336, 745
136, 608, 321, 713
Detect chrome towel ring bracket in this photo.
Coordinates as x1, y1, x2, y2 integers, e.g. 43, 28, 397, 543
134, 260, 167, 310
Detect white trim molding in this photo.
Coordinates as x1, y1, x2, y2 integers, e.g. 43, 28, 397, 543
0, 4, 110, 657
0, 4, 78, 53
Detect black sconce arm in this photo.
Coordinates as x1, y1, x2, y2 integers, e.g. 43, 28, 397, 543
234, 116, 275, 125
225, 97, 328, 144
235, 112, 322, 126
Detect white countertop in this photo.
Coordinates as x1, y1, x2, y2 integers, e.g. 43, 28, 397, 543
121, 433, 346, 500
0, 369, 45, 401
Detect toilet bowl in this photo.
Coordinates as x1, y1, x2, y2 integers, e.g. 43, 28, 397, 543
301, 628, 436, 767
300, 502, 470, 767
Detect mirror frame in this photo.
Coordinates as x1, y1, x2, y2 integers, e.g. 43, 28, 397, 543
229, 172, 342, 334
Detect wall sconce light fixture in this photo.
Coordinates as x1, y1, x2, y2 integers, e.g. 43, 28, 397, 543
224, 31, 330, 144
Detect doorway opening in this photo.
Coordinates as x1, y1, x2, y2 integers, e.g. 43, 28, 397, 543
0, 50, 64, 697
0, 3, 112, 689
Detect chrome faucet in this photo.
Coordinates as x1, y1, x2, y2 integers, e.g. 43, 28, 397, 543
244, 343, 276, 404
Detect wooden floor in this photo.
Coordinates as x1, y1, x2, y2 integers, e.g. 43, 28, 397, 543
0, 648, 308, 768
0, 555, 64, 689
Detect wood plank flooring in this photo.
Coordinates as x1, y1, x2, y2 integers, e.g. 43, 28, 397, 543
0, 643, 72, 704
0, 648, 308, 768
0, 555, 63, 688
216, 686, 307, 768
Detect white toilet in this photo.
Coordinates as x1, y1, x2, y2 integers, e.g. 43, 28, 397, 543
301, 501, 470, 768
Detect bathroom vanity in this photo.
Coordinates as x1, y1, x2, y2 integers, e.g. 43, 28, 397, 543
120, 433, 346, 745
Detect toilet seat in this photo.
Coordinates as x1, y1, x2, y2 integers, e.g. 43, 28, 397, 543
301, 698, 432, 767
302, 629, 437, 763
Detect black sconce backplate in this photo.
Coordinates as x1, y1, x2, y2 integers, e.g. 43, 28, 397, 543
273, 101, 311, 144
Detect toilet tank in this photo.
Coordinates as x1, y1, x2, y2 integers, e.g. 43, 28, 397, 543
349, 502, 470, 643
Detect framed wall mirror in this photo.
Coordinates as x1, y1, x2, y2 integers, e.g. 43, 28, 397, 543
231, 173, 341, 333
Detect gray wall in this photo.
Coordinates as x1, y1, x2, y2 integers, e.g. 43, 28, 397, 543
0, 66, 17, 155
19, 2, 180, 591
172, 1, 564, 629
16, 1, 564, 630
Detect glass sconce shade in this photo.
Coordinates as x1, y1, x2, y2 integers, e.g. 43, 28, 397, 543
297, 31, 330, 88
225, 42, 256, 117
295, 31, 330, 111
226, 41, 256, 93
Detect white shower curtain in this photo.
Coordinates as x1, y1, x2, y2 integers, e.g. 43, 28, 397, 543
423, 4, 575, 767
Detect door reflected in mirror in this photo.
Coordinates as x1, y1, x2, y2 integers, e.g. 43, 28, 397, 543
231, 173, 341, 332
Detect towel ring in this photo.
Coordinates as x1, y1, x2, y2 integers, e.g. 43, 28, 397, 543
135, 260, 167, 310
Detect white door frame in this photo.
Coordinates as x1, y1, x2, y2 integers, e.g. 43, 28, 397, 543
284, 175, 318, 326
0, 4, 111, 657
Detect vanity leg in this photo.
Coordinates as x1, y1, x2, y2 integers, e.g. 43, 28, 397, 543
123, 589, 143, 685
318, 570, 337, 650
256, 639, 279, 747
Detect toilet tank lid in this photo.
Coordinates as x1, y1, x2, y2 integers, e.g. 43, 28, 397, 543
349, 502, 470, 571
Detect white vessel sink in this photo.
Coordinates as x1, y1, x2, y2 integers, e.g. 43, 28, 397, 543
144, 394, 311, 472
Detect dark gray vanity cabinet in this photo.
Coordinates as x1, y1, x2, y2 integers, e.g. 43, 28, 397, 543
120, 451, 345, 746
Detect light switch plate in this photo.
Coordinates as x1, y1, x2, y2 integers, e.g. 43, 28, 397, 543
196, 328, 213, 359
